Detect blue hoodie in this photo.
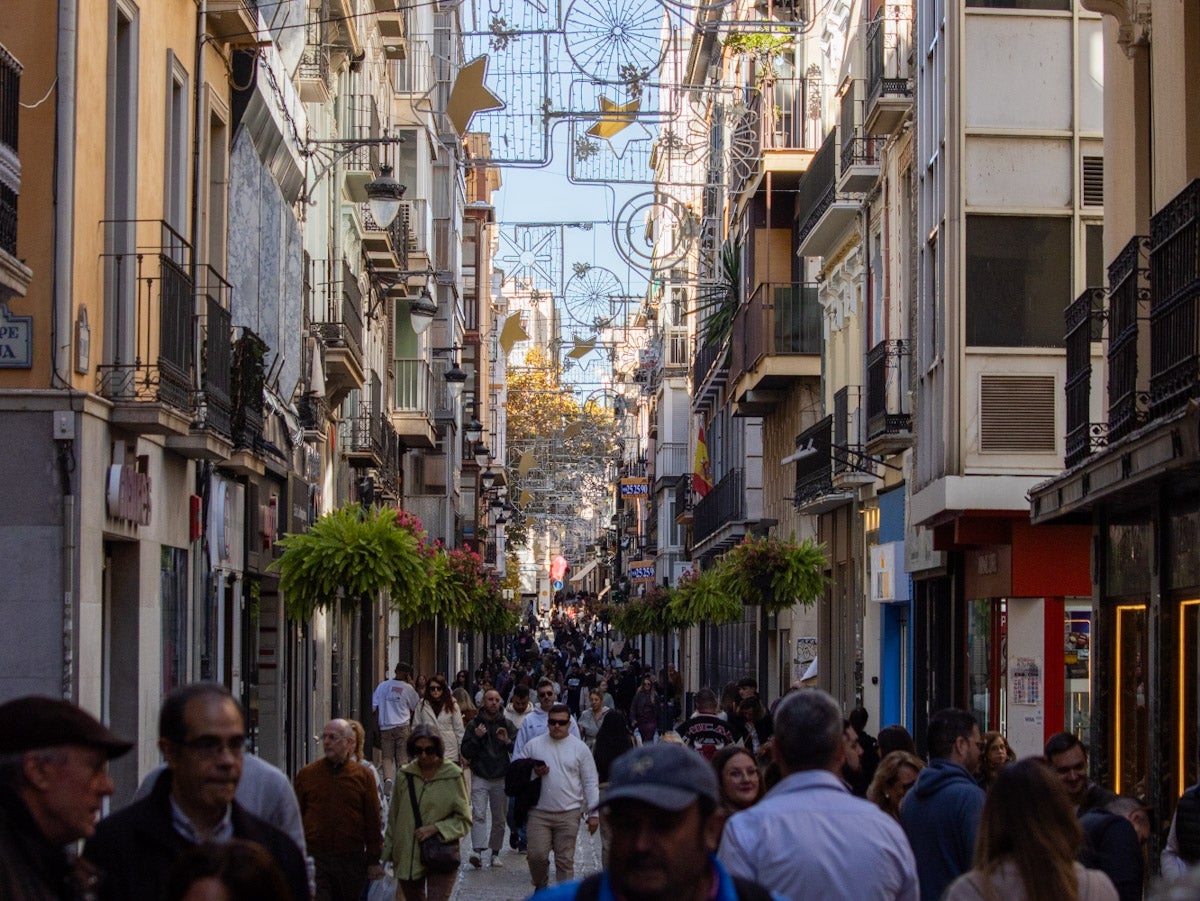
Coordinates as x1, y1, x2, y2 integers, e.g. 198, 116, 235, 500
899, 759, 985, 901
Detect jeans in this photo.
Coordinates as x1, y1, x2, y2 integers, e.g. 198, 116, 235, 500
470, 774, 508, 852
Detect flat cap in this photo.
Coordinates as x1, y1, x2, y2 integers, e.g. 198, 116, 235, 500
0, 696, 133, 758
601, 743, 719, 811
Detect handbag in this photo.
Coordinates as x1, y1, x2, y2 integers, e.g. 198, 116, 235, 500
406, 774, 460, 873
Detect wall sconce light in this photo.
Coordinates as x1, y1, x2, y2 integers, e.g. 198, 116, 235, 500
473, 441, 491, 468
408, 288, 437, 335
480, 467, 497, 490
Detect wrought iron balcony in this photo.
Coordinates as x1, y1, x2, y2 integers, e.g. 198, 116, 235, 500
309, 258, 365, 406
196, 267, 234, 439
1064, 287, 1107, 467
97, 221, 195, 433
839, 127, 885, 193
296, 393, 328, 433
865, 339, 912, 454
231, 329, 267, 451
833, 385, 873, 485
693, 467, 743, 545
796, 128, 859, 258
342, 408, 385, 466
673, 474, 694, 525
865, 4, 914, 136
1149, 179, 1200, 419
0, 43, 19, 259
691, 338, 728, 409
295, 3, 330, 103
1107, 235, 1150, 442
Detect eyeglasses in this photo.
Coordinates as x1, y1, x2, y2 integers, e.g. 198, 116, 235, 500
180, 735, 245, 757
429, 686, 444, 692
538, 690, 555, 698
414, 746, 440, 757
548, 719, 570, 726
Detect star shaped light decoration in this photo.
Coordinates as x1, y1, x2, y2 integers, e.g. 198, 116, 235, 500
448, 56, 505, 135
586, 96, 652, 160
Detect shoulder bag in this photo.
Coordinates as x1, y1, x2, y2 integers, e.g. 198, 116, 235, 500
406, 774, 460, 873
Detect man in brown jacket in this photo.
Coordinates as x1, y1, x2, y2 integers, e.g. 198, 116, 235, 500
295, 719, 384, 901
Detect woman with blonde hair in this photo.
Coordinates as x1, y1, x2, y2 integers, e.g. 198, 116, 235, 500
867, 750, 925, 820
347, 718, 389, 821
944, 758, 1118, 901
415, 674, 465, 764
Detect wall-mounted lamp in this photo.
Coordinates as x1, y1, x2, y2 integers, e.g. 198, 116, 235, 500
363, 164, 405, 228
431, 345, 467, 401
480, 467, 497, 490
465, 407, 484, 445
408, 289, 437, 335
473, 441, 491, 468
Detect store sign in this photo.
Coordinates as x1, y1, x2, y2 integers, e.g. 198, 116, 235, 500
870, 541, 909, 602
620, 477, 649, 497
0, 304, 32, 368
629, 560, 655, 582
106, 441, 151, 526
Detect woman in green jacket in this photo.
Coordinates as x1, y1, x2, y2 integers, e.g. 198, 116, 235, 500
382, 725, 471, 901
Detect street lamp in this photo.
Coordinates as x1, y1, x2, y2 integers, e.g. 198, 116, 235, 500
364, 164, 405, 228
473, 441, 491, 468
444, 358, 467, 401
465, 410, 484, 444
408, 288, 437, 335
480, 467, 497, 490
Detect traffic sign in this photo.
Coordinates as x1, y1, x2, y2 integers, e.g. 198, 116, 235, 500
552, 579, 563, 591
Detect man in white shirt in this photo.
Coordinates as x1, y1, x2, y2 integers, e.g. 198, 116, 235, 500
371, 661, 420, 784
518, 703, 600, 891
513, 679, 580, 757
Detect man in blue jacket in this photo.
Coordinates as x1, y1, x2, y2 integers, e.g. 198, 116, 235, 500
532, 743, 780, 901
899, 708, 986, 901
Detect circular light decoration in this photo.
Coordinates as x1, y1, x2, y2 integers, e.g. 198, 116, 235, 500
612, 190, 695, 272
564, 266, 624, 329
563, 0, 668, 85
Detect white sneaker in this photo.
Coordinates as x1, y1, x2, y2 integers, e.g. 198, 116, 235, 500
489, 851, 504, 867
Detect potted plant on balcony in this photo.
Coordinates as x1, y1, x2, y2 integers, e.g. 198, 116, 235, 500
723, 30, 794, 87
718, 534, 827, 613
273, 504, 431, 623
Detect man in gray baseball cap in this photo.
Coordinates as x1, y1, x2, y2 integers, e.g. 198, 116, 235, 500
530, 742, 779, 901
0, 695, 132, 899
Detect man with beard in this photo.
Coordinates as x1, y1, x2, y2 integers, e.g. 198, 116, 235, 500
84, 683, 307, 900
530, 743, 780, 901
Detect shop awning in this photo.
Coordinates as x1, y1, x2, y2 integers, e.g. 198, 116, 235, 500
569, 559, 599, 583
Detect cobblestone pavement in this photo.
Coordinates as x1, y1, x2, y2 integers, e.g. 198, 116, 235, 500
447, 822, 603, 901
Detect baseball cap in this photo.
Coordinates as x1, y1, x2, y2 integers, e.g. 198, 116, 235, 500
0, 696, 133, 758
601, 743, 719, 811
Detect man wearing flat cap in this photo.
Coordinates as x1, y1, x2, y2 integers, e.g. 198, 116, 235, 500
0, 694, 132, 900
530, 742, 780, 901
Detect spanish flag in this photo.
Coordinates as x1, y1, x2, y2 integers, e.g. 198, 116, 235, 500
693, 424, 713, 497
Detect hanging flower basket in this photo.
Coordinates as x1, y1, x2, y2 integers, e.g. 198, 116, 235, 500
719, 535, 828, 614
670, 566, 742, 626
272, 505, 431, 623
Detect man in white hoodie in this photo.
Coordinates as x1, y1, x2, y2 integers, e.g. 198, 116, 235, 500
518, 703, 599, 891
513, 679, 580, 757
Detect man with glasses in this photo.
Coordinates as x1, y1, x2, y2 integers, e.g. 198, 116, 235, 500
517, 703, 600, 891
295, 718, 384, 901
84, 683, 308, 900
514, 679, 580, 759
899, 708, 986, 901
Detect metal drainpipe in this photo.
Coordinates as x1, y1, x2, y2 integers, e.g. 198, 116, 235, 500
192, 0, 207, 393
56, 0, 80, 700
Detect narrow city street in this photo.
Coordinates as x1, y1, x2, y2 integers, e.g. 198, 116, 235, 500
447, 824, 602, 901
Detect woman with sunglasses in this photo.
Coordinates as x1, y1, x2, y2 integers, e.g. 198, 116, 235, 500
415, 676, 465, 764
382, 725, 471, 901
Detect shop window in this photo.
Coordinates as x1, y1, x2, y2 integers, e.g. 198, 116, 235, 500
965, 215, 1071, 347
967, 598, 1006, 733
1064, 602, 1092, 745
1114, 604, 1149, 797
1179, 600, 1200, 795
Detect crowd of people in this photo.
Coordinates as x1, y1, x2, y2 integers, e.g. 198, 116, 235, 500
5, 602, 1200, 901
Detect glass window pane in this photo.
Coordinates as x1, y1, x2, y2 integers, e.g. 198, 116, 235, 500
967, 0, 1069, 8
1179, 601, 1200, 795
1065, 603, 1092, 745
1114, 604, 1148, 796
966, 215, 1072, 347
967, 598, 993, 730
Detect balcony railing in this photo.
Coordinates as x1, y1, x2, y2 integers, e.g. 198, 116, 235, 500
198, 279, 233, 438
296, 393, 328, 432
1064, 287, 1107, 467
392, 40, 432, 95
654, 442, 689, 487
1149, 178, 1200, 419
342, 94, 381, 172
231, 329, 267, 450
833, 385, 864, 477
866, 5, 913, 112
730, 282, 821, 384
664, 326, 689, 370
693, 468, 743, 544
691, 339, 727, 397
1107, 235, 1150, 442
0, 44, 19, 257
343, 408, 385, 461
97, 221, 194, 413
359, 202, 408, 271
840, 128, 885, 178
865, 339, 912, 444
673, 474, 693, 524
309, 258, 364, 364
796, 128, 838, 246
398, 199, 429, 256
